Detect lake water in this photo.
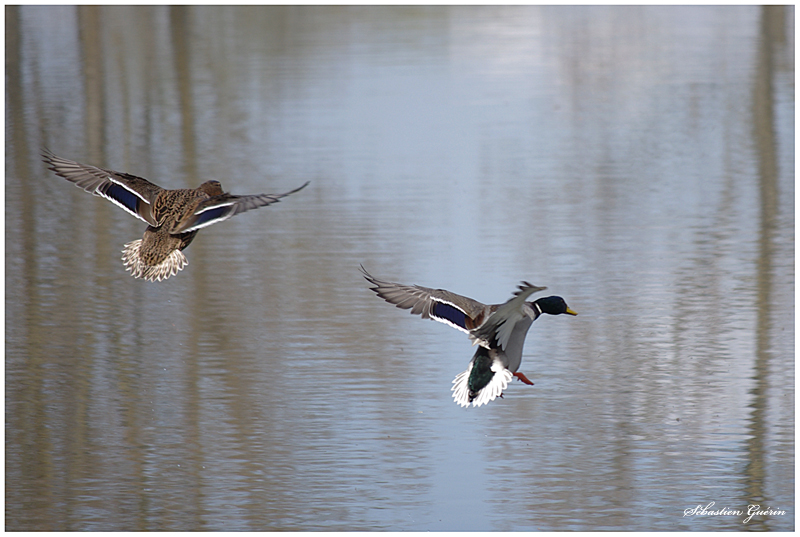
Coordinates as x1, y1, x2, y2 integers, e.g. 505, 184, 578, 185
5, 5, 794, 531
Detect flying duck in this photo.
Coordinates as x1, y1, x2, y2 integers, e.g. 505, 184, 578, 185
43, 149, 309, 281
361, 266, 577, 407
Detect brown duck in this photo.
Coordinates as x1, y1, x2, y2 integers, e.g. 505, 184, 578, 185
43, 149, 309, 281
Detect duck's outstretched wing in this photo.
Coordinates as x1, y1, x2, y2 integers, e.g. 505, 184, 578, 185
469, 281, 547, 350
361, 265, 490, 335
43, 149, 161, 226
172, 181, 310, 233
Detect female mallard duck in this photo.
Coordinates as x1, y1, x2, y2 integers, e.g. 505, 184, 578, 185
43, 150, 309, 281
361, 266, 577, 407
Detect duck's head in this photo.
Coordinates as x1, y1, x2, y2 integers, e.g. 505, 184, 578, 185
199, 180, 224, 196
534, 296, 577, 316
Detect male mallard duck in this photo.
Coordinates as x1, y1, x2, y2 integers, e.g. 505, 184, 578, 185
43, 149, 309, 281
361, 266, 577, 407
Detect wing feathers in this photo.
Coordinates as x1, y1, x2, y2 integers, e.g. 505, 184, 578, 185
43, 150, 309, 233
42, 150, 161, 225
172, 181, 310, 234
469, 282, 546, 349
360, 266, 489, 335
429, 300, 468, 331
94, 177, 156, 224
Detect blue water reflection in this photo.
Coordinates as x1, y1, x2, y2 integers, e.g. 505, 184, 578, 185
5, 5, 794, 531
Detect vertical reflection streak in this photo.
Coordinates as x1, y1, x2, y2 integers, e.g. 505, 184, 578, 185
743, 5, 784, 530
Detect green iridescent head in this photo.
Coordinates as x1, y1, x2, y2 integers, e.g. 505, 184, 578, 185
535, 296, 577, 316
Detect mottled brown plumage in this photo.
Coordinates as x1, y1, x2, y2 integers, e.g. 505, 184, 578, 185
43, 149, 308, 281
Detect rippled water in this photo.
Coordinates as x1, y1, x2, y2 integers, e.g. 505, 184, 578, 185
6, 5, 794, 531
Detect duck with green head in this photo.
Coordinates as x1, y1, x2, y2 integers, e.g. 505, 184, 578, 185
361, 266, 577, 407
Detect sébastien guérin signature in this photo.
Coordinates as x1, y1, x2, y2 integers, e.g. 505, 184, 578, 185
683, 501, 786, 524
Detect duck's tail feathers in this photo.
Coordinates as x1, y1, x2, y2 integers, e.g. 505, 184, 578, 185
451, 360, 512, 408
122, 240, 187, 282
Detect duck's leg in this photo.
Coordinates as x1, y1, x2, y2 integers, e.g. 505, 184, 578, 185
513, 372, 534, 385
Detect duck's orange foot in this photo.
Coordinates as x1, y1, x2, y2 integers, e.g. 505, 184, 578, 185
513, 372, 535, 385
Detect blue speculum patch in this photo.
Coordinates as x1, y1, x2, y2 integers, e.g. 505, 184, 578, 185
193, 206, 227, 227
105, 183, 140, 213
431, 301, 467, 330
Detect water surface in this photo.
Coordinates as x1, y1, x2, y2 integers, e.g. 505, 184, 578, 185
5, 5, 794, 531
